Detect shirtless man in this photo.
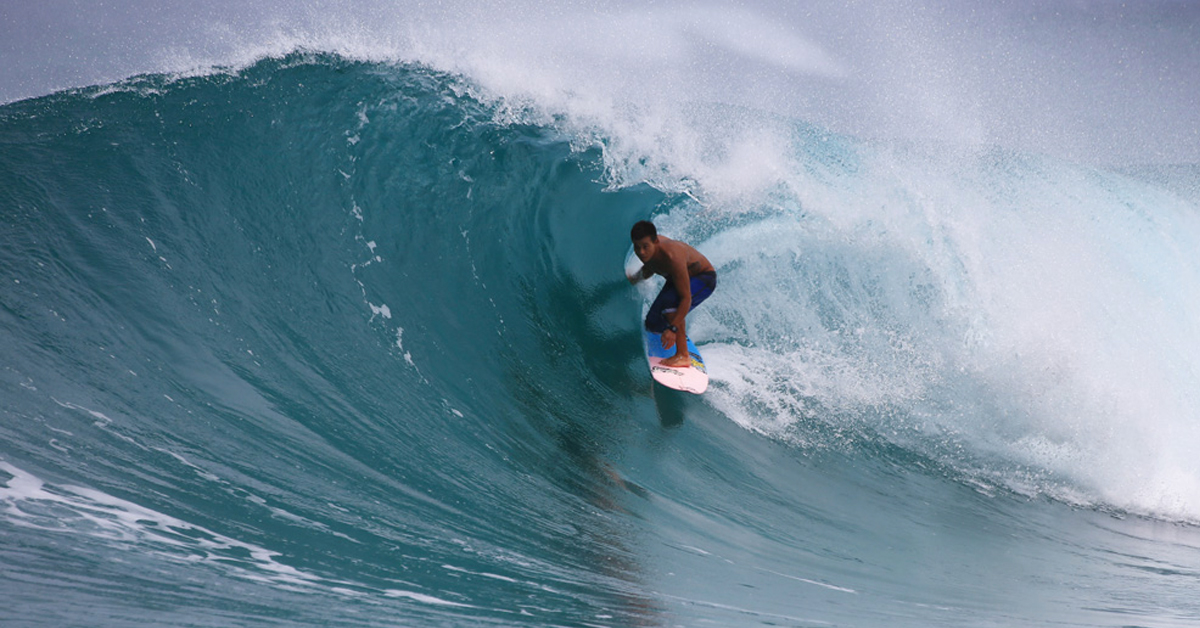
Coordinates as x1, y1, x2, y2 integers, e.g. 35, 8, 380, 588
627, 220, 717, 368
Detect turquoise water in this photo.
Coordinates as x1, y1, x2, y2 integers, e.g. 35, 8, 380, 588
2, 54, 1200, 627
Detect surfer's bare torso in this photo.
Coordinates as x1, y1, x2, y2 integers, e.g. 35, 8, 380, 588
634, 236, 715, 281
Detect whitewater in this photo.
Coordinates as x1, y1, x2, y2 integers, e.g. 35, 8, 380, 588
2, 3, 1200, 627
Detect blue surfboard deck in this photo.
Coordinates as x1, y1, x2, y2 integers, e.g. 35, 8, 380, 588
644, 330, 709, 394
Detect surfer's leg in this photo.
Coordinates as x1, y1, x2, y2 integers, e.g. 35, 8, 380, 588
659, 273, 716, 366
662, 314, 690, 364
686, 272, 717, 311
644, 282, 681, 333
646, 272, 715, 331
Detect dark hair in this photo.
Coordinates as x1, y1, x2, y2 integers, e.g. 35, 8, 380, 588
630, 220, 657, 242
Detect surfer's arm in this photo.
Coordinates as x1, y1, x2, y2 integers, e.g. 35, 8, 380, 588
627, 264, 652, 284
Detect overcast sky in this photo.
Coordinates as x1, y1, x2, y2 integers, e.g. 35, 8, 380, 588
2, 0, 1197, 164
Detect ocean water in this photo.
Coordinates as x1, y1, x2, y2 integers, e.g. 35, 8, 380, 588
2, 48, 1200, 627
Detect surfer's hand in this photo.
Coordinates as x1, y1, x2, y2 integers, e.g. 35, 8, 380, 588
661, 329, 676, 349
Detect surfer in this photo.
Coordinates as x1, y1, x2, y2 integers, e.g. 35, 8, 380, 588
627, 220, 717, 368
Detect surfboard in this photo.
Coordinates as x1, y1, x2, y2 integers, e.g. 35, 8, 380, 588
644, 330, 708, 394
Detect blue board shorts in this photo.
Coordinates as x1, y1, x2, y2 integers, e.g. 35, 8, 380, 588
645, 271, 717, 333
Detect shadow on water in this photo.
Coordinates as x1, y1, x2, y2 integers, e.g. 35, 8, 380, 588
486, 275, 670, 625
651, 383, 691, 429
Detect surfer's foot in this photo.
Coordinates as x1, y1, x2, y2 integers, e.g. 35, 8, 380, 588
661, 354, 691, 368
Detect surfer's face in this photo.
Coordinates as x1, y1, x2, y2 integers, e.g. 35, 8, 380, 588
633, 236, 658, 263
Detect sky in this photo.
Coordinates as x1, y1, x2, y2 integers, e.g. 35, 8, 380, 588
1, 0, 1197, 164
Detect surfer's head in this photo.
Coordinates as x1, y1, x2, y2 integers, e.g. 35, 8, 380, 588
631, 220, 659, 262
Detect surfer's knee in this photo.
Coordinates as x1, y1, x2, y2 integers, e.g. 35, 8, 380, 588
644, 308, 671, 332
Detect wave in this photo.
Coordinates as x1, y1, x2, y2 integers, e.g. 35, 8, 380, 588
2, 53, 1200, 627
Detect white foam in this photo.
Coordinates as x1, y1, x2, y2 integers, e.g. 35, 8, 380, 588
757, 568, 857, 594
0, 461, 321, 586
52, 397, 114, 428
690, 142, 1200, 521
154, 447, 223, 483
383, 589, 473, 607
442, 563, 520, 584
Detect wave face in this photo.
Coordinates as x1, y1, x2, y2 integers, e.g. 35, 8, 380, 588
3, 54, 1200, 627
